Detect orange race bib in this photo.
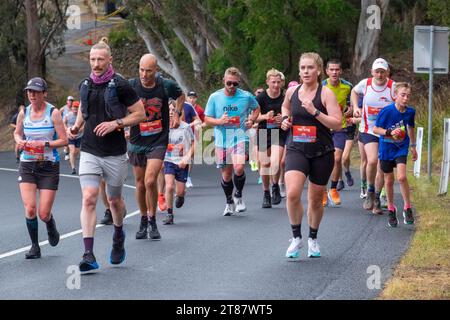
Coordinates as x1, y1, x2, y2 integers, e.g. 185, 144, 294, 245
367, 106, 382, 121
166, 143, 184, 158
23, 144, 44, 161
224, 116, 240, 128
292, 125, 317, 143
140, 119, 162, 136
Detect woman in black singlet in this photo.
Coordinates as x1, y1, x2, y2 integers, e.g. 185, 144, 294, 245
280, 53, 341, 259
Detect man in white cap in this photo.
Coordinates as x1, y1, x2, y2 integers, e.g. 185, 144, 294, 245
351, 58, 395, 215
60, 96, 74, 160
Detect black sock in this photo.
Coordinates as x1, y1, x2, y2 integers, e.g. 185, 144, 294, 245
140, 215, 148, 225
233, 172, 246, 197
149, 215, 156, 226
221, 178, 234, 204
113, 224, 123, 239
168, 208, 173, 214
45, 214, 56, 230
309, 227, 318, 239
264, 190, 271, 196
291, 224, 301, 239
26, 217, 39, 246
331, 180, 338, 189
375, 191, 381, 200
83, 237, 94, 252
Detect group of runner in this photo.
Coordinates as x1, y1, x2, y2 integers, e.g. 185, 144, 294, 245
13, 40, 417, 270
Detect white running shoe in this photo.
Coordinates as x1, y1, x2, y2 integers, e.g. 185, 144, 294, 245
223, 203, 235, 216
279, 183, 286, 198
286, 237, 303, 258
186, 177, 193, 188
234, 197, 246, 212
64, 154, 70, 161
307, 238, 321, 258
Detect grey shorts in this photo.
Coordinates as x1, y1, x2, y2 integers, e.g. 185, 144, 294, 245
79, 152, 128, 187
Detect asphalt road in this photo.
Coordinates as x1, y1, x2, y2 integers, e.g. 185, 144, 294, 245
0, 151, 414, 300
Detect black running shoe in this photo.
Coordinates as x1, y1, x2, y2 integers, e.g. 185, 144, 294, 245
100, 209, 113, 225
148, 223, 161, 240
25, 244, 41, 259
110, 231, 126, 265
71, 168, 77, 175
46, 216, 60, 247
403, 208, 415, 225
272, 184, 282, 205
135, 219, 148, 240
175, 196, 185, 208
388, 208, 399, 228
79, 251, 99, 273
262, 192, 272, 208
163, 213, 174, 225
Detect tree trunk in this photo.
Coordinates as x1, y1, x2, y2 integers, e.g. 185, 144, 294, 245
352, 0, 390, 81
25, 0, 43, 78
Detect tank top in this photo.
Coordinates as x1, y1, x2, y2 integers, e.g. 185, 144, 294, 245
21, 103, 59, 162
65, 111, 83, 139
360, 77, 395, 136
286, 84, 334, 158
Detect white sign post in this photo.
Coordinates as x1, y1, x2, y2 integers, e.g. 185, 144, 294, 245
438, 119, 450, 195
414, 25, 449, 182
414, 127, 424, 178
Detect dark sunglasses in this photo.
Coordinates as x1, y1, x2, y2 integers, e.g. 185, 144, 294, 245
226, 81, 239, 87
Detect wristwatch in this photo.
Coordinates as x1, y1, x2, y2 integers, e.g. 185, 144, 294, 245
116, 118, 124, 129
45, 141, 50, 148
313, 109, 321, 117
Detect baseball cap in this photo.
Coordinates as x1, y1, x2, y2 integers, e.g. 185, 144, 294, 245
72, 101, 80, 107
372, 58, 389, 71
187, 91, 197, 97
67, 96, 74, 101
24, 77, 48, 92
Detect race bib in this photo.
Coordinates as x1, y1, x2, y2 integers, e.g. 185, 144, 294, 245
23, 144, 44, 161
267, 117, 280, 129
224, 116, 240, 128
292, 125, 317, 143
166, 143, 184, 158
140, 119, 162, 136
367, 106, 382, 121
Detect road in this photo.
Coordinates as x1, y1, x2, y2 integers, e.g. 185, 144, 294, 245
0, 151, 414, 300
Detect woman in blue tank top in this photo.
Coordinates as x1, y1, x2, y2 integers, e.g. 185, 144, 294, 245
13, 77, 68, 259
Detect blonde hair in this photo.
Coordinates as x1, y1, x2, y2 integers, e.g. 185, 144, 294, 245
266, 68, 285, 81
299, 52, 324, 83
91, 42, 111, 56
394, 82, 412, 94
99, 36, 109, 45
224, 67, 241, 78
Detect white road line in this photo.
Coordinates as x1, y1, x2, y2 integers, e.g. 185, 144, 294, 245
0, 167, 139, 260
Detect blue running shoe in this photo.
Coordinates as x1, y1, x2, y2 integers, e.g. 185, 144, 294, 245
79, 251, 99, 274
336, 180, 345, 191
258, 176, 262, 185
308, 238, 321, 258
286, 237, 303, 258
345, 171, 354, 187
110, 231, 126, 265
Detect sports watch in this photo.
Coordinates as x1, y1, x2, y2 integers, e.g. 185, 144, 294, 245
313, 109, 321, 117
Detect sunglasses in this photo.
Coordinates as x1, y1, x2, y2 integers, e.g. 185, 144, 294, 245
226, 81, 239, 87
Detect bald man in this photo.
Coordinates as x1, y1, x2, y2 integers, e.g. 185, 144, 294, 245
128, 54, 184, 240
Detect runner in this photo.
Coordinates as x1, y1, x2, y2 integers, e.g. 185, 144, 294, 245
351, 58, 395, 215
204, 67, 260, 216
63, 100, 83, 174
182, 93, 201, 188
255, 68, 286, 208
68, 42, 145, 273
162, 102, 194, 224
127, 53, 184, 240
373, 82, 416, 227
322, 60, 353, 207
14, 77, 68, 259
60, 96, 74, 161
281, 52, 341, 259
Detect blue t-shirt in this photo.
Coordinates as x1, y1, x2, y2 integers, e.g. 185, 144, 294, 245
375, 103, 415, 161
205, 88, 259, 148
183, 102, 197, 124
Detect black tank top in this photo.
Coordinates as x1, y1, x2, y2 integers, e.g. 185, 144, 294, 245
286, 84, 334, 158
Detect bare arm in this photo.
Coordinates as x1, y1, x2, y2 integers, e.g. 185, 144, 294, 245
50, 109, 68, 148
351, 89, 361, 118
14, 110, 26, 148
280, 86, 294, 131
205, 114, 228, 127
176, 93, 185, 113
408, 125, 418, 161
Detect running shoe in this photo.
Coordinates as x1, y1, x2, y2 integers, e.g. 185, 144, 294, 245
360, 184, 367, 199
100, 208, 113, 225
71, 168, 77, 175
322, 190, 328, 207
223, 203, 235, 216
158, 194, 167, 211
46, 216, 60, 247
363, 192, 375, 210
250, 160, 258, 172
64, 154, 70, 161
186, 177, 193, 188
345, 171, 354, 187
175, 196, 185, 208
380, 190, 388, 209
272, 184, 282, 205
148, 223, 161, 240
328, 188, 341, 207
372, 197, 383, 215
262, 192, 272, 208
110, 231, 126, 265
234, 196, 246, 212
257, 176, 262, 184
163, 213, 174, 225
336, 180, 345, 191
403, 208, 415, 225
135, 219, 148, 239
25, 244, 41, 259
79, 251, 99, 274
388, 208, 399, 228
286, 237, 303, 259
279, 183, 286, 198
307, 238, 321, 258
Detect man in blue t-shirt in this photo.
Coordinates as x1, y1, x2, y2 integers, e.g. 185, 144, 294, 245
205, 67, 260, 216
373, 82, 417, 228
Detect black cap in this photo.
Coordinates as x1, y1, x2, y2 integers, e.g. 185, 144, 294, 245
187, 91, 197, 97
24, 77, 48, 92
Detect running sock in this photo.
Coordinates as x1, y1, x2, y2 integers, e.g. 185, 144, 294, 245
264, 190, 271, 197
368, 184, 375, 193
140, 215, 148, 225
233, 172, 246, 197
221, 178, 234, 204
309, 227, 319, 239
168, 208, 173, 214
330, 180, 338, 189
113, 224, 123, 239
26, 217, 39, 246
375, 191, 381, 200
148, 215, 156, 226
362, 180, 367, 188
291, 224, 302, 239
83, 237, 94, 253
45, 214, 56, 230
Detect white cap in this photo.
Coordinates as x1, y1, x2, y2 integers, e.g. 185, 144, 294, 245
372, 58, 389, 71
67, 96, 74, 101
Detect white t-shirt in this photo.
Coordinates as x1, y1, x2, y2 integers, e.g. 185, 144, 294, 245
164, 121, 194, 165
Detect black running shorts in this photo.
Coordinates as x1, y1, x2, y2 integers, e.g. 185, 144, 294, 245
285, 150, 334, 186
18, 161, 60, 190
